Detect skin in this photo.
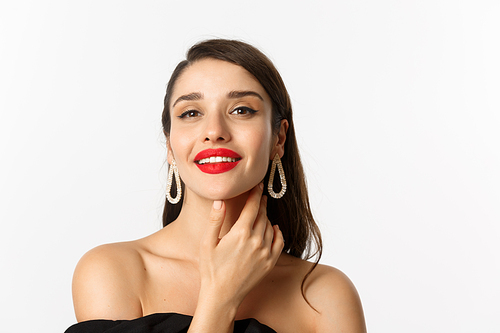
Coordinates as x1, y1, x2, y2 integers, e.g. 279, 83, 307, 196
72, 59, 366, 332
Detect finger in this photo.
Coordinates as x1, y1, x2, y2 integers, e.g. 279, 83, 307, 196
252, 195, 268, 237
263, 219, 274, 248
235, 183, 264, 229
203, 200, 226, 248
270, 225, 285, 259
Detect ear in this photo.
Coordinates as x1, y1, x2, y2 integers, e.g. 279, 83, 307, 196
271, 119, 288, 159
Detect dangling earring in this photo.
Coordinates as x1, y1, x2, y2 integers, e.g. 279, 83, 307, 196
268, 154, 287, 199
166, 160, 182, 204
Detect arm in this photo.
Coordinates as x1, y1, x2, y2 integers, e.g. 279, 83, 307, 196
71, 244, 143, 322
188, 184, 284, 333
308, 266, 366, 333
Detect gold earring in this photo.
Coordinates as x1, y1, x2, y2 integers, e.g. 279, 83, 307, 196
166, 160, 182, 204
268, 154, 286, 199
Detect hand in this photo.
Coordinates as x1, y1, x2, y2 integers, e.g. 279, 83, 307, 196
198, 183, 285, 308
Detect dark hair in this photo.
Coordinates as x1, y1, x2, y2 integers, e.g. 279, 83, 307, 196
161, 39, 322, 306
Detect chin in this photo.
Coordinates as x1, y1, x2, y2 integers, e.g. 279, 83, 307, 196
190, 182, 255, 201
204, 188, 249, 201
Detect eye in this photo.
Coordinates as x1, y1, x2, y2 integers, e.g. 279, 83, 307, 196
178, 110, 202, 119
230, 106, 258, 115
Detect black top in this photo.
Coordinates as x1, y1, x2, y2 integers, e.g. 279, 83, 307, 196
65, 312, 277, 333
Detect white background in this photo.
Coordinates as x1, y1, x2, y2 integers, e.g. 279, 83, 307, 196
1, 1, 499, 332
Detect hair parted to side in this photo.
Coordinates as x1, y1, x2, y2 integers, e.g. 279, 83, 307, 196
161, 39, 322, 307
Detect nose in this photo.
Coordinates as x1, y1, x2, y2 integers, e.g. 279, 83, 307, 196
203, 113, 231, 143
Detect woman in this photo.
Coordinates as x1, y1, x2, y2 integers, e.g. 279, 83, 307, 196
67, 39, 366, 333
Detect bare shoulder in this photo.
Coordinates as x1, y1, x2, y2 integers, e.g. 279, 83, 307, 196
304, 263, 367, 333
72, 241, 146, 322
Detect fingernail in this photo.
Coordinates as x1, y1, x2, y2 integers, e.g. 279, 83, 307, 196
213, 200, 222, 210
259, 182, 264, 190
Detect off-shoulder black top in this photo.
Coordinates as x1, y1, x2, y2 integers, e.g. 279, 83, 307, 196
65, 312, 276, 333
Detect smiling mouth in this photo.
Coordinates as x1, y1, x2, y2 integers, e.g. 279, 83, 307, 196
194, 148, 242, 174
196, 156, 241, 164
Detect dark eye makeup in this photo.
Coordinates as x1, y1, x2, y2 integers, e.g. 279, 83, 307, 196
178, 110, 201, 119
177, 106, 258, 119
230, 106, 258, 115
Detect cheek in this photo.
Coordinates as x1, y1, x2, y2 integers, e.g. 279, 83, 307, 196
169, 127, 192, 158
241, 124, 273, 162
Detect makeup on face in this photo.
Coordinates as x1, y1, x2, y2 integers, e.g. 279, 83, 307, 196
194, 148, 242, 174
167, 59, 275, 200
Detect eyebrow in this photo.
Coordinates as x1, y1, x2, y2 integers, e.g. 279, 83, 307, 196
227, 90, 264, 101
172, 92, 203, 107
172, 90, 264, 108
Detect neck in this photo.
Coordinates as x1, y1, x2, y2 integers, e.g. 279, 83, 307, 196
164, 188, 251, 260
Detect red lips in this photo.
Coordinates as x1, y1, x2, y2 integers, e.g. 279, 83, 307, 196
194, 148, 241, 174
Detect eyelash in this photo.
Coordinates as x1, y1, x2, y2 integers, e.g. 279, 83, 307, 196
178, 110, 201, 119
177, 107, 258, 119
230, 106, 258, 115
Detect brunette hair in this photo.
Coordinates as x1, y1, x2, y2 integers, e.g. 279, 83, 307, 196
161, 39, 322, 305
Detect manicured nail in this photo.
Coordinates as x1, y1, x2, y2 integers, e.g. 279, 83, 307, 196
213, 200, 222, 210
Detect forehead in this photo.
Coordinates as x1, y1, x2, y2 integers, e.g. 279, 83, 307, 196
171, 58, 270, 105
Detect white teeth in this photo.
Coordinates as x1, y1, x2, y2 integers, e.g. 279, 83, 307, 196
197, 157, 238, 164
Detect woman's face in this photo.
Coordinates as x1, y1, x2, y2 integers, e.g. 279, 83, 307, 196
168, 58, 285, 200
